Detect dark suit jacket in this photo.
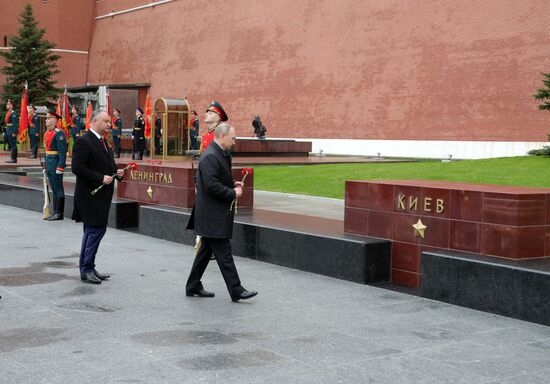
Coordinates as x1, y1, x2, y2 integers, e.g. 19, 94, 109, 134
188, 141, 237, 239
72, 131, 120, 226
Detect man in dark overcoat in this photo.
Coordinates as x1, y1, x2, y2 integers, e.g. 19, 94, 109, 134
72, 110, 124, 284
186, 122, 257, 302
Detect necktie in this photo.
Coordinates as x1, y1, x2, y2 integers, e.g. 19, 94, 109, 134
100, 137, 108, 152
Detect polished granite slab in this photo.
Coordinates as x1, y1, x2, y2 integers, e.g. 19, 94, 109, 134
0, 173, 138, 229
139, 204, 391, 284
345, 180, 550, 287
421, 249, 550, 326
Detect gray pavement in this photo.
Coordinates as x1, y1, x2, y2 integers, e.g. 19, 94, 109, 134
1, 204, 550, 383
254, 190, 344, 220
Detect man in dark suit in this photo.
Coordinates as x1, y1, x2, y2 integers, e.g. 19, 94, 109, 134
186, 122, 257, 302
72, 110, 124, 284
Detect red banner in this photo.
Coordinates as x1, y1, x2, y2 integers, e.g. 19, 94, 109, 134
56, 99, 61, 129
17, 86, 28, 144
144, 93, 152, 139
85, 100, 92, 130
62, 91, 71, 139
106, 89, 111, 118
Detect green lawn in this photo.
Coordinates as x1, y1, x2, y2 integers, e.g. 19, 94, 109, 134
252, 156, 549, 199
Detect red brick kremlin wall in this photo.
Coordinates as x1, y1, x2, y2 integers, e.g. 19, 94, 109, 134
2, 1, 550, 143
0, 0, 93, 88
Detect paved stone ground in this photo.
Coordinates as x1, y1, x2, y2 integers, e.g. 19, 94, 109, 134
1, 204, 550, 384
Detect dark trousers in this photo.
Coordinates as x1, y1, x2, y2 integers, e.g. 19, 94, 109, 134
154, 135, 161, 155
45, 170, 64, 198
190, 136, 198, 150
186, 237, 244, 298
113, 138, 120, 157
133, 137, 144, 159
79, 224, 107, 273
7, 135, 17, 160
30, 135, 39, 157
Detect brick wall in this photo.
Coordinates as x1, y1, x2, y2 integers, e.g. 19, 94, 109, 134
2, 1, 550, 143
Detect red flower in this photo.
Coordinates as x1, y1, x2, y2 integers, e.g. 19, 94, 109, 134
241, 167, 253, 175
126, 162, 138, 171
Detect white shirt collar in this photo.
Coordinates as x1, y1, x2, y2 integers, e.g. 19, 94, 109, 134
90, 128, 102, 140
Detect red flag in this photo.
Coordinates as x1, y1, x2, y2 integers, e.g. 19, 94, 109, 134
56, 99, 61, 129
144, 93, 152, 139
85, 100, 92, 130
61, 90, 71, 139
106, 88, 111, 118
17, 84, 28, 144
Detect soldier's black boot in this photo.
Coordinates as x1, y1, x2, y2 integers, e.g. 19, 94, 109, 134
5, 147, 16, 163
45, 197, 58, 220
48, 197, 64, 221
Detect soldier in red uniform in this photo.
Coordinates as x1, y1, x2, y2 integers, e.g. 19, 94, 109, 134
200, 101, 228, 154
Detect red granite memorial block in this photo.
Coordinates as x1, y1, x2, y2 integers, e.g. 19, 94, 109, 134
450, 220, 482, 253
367, 210, 393, 239
344, 207, 368, 235
420, 188, 451, 218
450, 190, 483, 221
392, 241, 420, 272
393, 213, 421, 244
394, 185, 422, 215
344, 180, 550, 288
391, 269, 420, 288
232, 139, 312, 156
483, 195, 546, 226
367, 183, 394, 211
419, 216, 450, 248
117, 162, 253, 209
345, 181, 369, 209
482, 224, 545, 259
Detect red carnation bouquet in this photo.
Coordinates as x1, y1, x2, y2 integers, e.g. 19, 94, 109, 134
241, 167, 253, 184
230, 167, 253, 213
91, 162, 138, 195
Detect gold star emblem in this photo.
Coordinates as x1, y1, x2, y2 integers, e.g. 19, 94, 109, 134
412, 219, 427, 238
146, 186, 153, 198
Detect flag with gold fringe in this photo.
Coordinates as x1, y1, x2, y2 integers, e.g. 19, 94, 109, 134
144, 93, 152, 139
17, 82, 28, 144
85, 100, 92, 130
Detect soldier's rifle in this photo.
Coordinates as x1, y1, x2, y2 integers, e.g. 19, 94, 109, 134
39, 156, 51, 219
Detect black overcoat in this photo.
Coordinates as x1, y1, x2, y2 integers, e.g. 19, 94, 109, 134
71, 131, 120, 226
187, 141, 236, 239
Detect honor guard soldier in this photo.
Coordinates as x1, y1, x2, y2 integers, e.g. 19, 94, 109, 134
28, 104, 39, 158
154, 114, 161, 155
44, 109, 68, 220
4, 99, 19, 163
189, 110, 199, 150
200, 101, 228, 154
133, 107, 145, 160
112, 108, 122, 158
70, 105, 82, 149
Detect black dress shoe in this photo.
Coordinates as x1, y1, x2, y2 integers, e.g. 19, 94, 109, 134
186, 288, 215, 297
47, 212, 63, 221
5, 159, 16, 163
81, 272, 101, 284
93, 270, 110, 280
232, 290, 258, 302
